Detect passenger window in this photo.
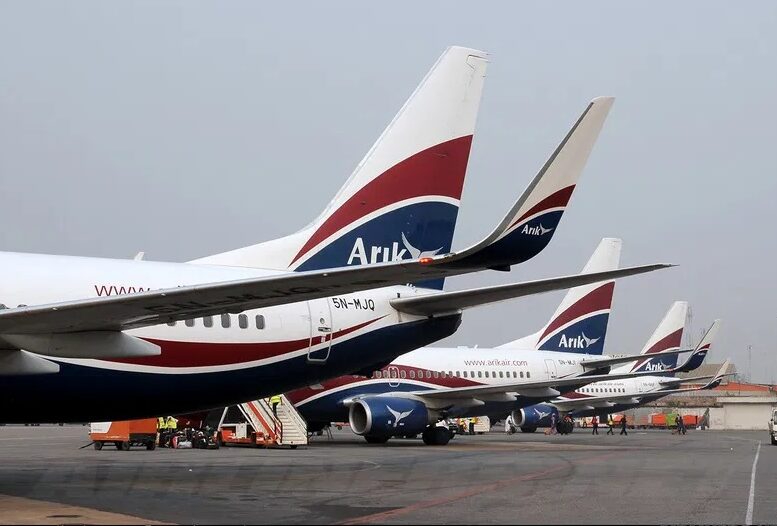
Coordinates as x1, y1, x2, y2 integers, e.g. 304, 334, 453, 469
203, 316, 213, 328
255, 315, 266, 329
400, 370, 406, 379
410, 370, 416, 379
185, 319, 195, 327
433, 371, 439, 379
462, 371, 467, 378
426, 371, 432, 379
520, 371, 524, 378
238, 314, 248, 329
221, 314, 231, 328
526, 372, 531, 378
499, 371, 504, 378
513, 371, 518, 378
477, 371, 482, 378
391, 369, 398, 379
373, 371, 379, 379
448, 371, 453, 377
456, 371, 460, 377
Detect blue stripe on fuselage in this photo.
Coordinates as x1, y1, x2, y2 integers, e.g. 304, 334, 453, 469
0, 315, 461, 423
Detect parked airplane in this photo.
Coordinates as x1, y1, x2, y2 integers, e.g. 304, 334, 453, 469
513, 319, 725, 433
286, 239, 687, 445
0, 47, 667, 423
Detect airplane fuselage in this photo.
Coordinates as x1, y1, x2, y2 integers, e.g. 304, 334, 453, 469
0, 251, 460, 422
287, 345, 610, 426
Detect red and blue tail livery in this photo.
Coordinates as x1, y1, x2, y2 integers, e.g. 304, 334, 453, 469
194, 47, 489, 289
498, 237, 621, 355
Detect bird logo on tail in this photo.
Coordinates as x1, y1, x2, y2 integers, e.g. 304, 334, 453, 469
401, 232, 443, 260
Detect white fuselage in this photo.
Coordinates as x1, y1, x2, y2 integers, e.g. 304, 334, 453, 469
0, 251, 459, 422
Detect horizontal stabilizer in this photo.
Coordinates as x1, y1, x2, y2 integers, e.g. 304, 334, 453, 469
390, 264, 672, 316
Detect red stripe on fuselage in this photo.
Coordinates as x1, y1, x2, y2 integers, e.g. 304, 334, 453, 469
112, 317, 384, 368
539, 282, 615, 343
286, 364, 481, 405
290, 135, 473, 266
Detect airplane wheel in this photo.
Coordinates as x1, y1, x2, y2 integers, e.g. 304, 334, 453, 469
520, 426, 537, 433
93, 441, 103, 451
422, 426, 451, 446
121, 441, 131, 451
434, 427, 451, 446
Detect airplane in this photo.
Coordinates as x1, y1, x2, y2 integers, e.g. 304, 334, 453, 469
0, 46, 669, 423
512, 319, 726, 433
285, 238, 689, 445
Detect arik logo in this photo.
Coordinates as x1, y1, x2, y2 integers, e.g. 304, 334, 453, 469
347, 233, 442, 265
558, 332, 600, 349
521, 223, 553, 236
387, 406, 414, 428
644, 361, 670, 372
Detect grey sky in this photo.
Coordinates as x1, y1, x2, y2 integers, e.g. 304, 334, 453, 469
1, 2, 775, 381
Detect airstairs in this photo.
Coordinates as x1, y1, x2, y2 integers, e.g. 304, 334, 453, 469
216, 395, 307, 448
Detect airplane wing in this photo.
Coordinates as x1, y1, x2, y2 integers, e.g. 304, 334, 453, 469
578, 347, 694, 370
389, 264, 669, 316
401, 369, 680, 402
0, 96, 672, 339
579, 319, 722, 370
553, 360, 733, 411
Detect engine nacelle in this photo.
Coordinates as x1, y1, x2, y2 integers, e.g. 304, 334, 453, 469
512, 404, 559, 428
348, 397, 431, 438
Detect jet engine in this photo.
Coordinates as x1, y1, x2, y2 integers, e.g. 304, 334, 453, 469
511, 403, 559, 432
348, 397, 432, 442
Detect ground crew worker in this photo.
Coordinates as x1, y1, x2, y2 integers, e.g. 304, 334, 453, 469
157, 416, 166, 431
550, 413, 557, 435
619, 415, 628, 436
591, 415, 599, 435
468, 417, 476, 435
166, 416, 178, 431
606, 415, 614, 435
270, 395, 282, 416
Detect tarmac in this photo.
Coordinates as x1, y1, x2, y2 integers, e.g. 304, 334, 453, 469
0, 425, 772, 525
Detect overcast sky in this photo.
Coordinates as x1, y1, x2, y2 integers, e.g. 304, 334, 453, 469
1, 2, 775, 381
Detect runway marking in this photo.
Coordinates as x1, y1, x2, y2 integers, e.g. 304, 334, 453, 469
745, 441, 761, 525
338, 451, 620, 525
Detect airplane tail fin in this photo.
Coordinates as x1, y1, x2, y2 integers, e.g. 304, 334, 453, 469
497, 237, 621, 354
615, 301, 689, 373
192, 46, 489, 288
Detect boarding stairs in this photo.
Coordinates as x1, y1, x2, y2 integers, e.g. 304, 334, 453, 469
218, 395, 307, 448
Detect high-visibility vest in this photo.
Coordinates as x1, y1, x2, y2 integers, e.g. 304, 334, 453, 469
157, 417, 166, 430
269, 395, 282, 405
166, 416, 178, 430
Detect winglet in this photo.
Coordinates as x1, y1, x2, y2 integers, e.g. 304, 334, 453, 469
675, 319, 721, 373
431, 97, 615, 270
703, 358, 732, 389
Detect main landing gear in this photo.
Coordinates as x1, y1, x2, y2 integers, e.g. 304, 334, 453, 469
422, 425, 451, 446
